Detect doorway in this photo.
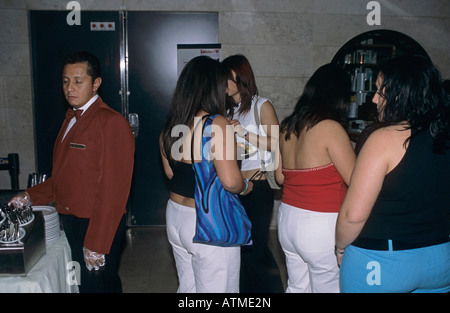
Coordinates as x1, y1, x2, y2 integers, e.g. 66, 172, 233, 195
29, 10, 218, 225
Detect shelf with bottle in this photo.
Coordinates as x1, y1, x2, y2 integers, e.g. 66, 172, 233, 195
346, 62, 376, 121
343, 48, 378, 67
333, 30, 432, 144
338, 42, 397, 124
347, 95, 378, 138
346, 62, 378, 137
343, 42, 396, 66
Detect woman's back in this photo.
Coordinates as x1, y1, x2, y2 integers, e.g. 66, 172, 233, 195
280, 119, 355, 185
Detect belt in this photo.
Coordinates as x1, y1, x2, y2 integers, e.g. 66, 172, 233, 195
352, 236, 450, 251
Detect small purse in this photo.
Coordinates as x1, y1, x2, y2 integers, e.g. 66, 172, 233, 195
190, 115, 252, 247
253, 97, 281, 190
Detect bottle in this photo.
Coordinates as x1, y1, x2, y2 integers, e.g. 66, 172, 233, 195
348, 95, 358, 119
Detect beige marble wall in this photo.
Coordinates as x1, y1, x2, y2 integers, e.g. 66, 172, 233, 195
0, 5, 34, 189
1, 0, 449, 189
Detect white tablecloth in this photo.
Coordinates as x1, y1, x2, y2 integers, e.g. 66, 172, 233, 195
0, 232, 78, 293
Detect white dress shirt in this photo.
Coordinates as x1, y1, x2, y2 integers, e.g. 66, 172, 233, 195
62, 94, 98, 141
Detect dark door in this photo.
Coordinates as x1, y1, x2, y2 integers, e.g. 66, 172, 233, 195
29, 11, 218, 225
29, 11, 122, 177
126, 12, 218, 225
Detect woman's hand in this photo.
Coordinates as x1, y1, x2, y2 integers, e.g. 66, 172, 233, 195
239, 179, 254, 196
229, 119, 247, 137
335, 246, 345, 267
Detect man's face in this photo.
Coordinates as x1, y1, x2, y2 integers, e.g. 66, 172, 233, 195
62, 62, 101, 109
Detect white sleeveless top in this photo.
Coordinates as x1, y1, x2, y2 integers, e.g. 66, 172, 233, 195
233, 96, 274, 171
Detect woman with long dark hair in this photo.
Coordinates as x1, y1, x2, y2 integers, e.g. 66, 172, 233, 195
160, 56, 253, 293
277, 63, 356, 292
336, 55, 450, 293
222, 54, 284, 293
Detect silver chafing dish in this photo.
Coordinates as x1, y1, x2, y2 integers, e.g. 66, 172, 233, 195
0, 204, 46, 276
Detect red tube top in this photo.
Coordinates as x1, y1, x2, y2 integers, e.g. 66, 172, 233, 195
282, 163, 347, 213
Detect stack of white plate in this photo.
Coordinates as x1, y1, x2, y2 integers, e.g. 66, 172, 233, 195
33, 206, 60, 245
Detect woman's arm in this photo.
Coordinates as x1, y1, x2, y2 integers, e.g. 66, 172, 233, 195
211, 115, 253, 194
230, 100, 279, 151
325, 120, 356, 186
256, 100, 280, 151
274, 140, 284, 185
335, 129, 390, 264
159, 132, 174, 180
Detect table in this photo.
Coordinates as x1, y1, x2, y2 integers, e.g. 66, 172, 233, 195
0, 232, 78, 293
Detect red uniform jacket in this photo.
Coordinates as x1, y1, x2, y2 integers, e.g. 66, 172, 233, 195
28, 97, 135, 254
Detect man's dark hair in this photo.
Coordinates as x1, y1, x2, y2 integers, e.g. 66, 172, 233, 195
63, 51, 101, 82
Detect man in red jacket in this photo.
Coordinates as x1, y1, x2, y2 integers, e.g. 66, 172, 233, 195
10, 51, 135, 292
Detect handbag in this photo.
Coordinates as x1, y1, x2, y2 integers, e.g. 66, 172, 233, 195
253, 97, 281, 190
190, 115, 252, 247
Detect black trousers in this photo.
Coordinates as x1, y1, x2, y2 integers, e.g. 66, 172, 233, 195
239, 180, 284, 293
61, 214, 126, 293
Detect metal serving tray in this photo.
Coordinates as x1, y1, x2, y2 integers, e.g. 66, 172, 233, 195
0, 211, 46, 276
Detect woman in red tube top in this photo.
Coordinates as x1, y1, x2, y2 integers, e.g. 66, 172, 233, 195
276, 63, 356, 292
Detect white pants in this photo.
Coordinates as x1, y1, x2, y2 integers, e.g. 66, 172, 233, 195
278, 202, 340, 293
166, 199, 240, 293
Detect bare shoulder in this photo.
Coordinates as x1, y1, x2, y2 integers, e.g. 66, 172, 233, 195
315, 119, 348, 138
359, 125, 410, 172
260, 99, 274, 109
318, 119, 346, 130
260, 99, 279, 126
211, 114, 230, 127
365, 124, 409, 148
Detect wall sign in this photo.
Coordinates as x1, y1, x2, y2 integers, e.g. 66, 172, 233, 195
177, 44, 221, 76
